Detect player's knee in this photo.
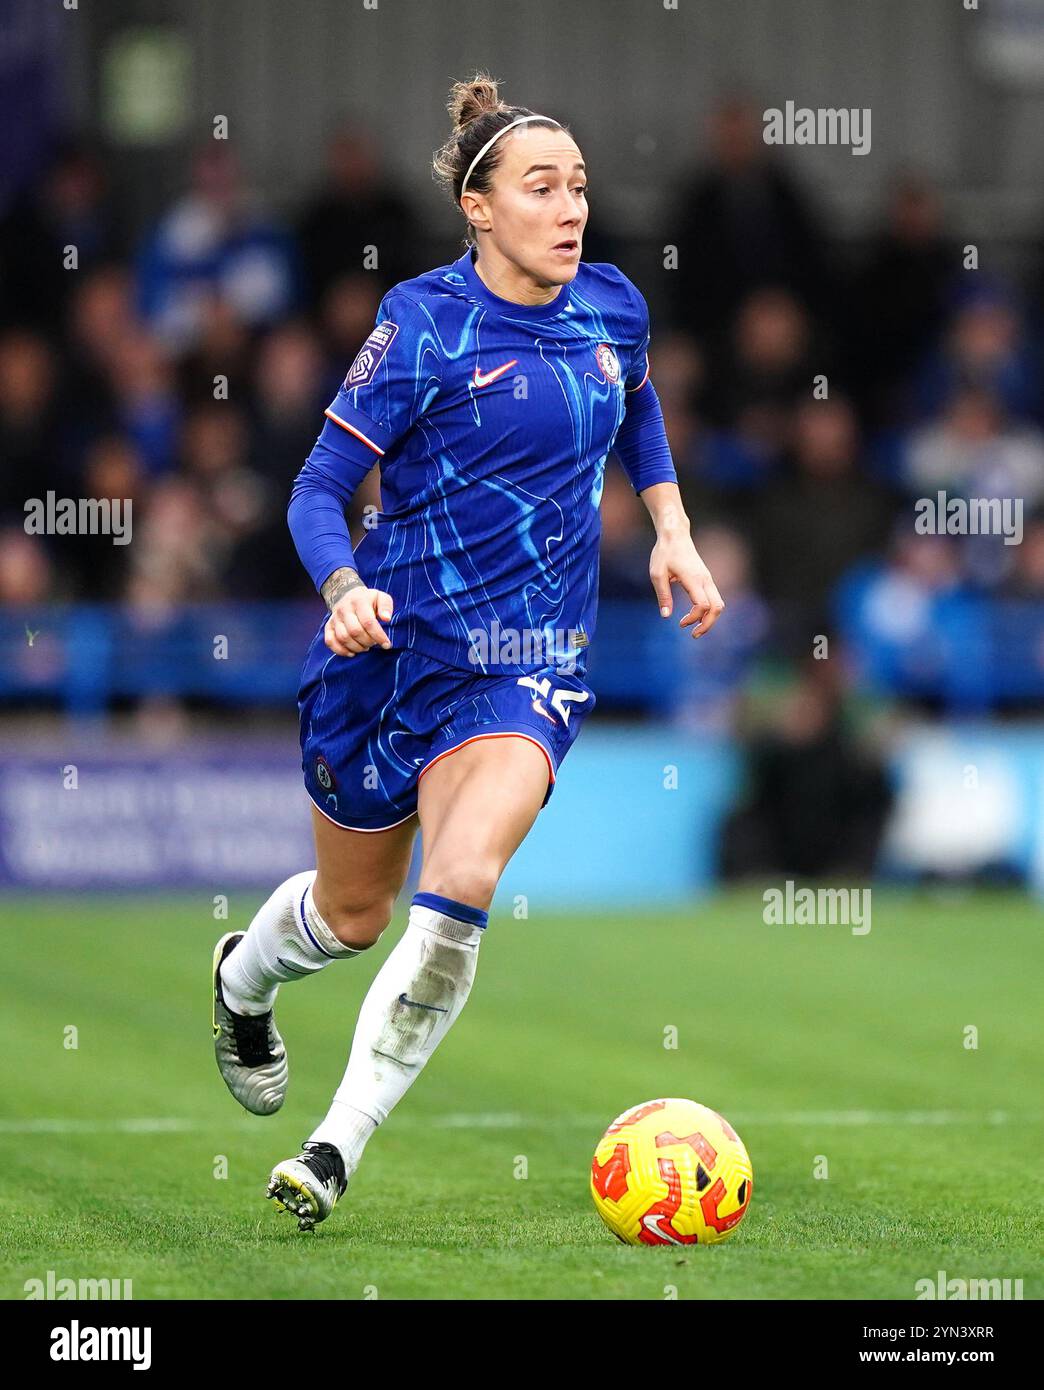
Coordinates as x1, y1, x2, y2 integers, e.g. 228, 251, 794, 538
420, 859, 499, 914
315, 888, 396, 949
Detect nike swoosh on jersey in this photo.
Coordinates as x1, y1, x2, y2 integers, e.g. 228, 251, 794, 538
472, 359, 518, 388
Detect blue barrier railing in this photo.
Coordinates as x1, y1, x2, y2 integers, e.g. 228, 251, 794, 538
0, 601, 690, 716
1, 595, 1042, 715
835, 570, 1044, 714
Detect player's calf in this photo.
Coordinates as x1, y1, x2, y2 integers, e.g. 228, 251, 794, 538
310, 879, 398, 949
211, 871, 367, 1115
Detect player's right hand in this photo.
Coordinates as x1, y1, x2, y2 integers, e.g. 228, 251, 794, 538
324, 584, 395, 657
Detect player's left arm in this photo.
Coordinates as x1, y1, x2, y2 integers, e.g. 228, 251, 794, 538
612, 281, 725, 639
641, 480, 725, 639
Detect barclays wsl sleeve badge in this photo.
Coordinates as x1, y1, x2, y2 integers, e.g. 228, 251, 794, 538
595, 343, 621, 384
344, 320, 399, 388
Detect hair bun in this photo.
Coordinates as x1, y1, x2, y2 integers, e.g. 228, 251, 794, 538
447, 73, 503, 132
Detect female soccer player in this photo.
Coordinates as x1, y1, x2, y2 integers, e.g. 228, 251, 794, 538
212, 74, 725, 1229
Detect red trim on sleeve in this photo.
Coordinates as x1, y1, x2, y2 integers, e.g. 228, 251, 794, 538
323, 409, 385, 457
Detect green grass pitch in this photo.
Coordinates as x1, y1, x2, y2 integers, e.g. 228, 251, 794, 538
0, 888, 1040, 1300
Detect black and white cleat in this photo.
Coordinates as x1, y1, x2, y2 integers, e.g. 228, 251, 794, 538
266, 1142, 347, 1232
212, 932, 288, 1115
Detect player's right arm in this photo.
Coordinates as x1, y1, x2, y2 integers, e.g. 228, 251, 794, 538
319, 565, 393, 657
287, 290, 441, 657
287, 443, 395, 658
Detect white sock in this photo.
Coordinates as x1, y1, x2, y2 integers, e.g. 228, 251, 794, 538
220, 871, 362, 1016
308, 892, 487, 1177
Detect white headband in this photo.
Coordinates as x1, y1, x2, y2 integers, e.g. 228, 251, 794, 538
460, 114, 558, 196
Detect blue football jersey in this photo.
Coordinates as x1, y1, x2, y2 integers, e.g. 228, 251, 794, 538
311, 247, 675, 677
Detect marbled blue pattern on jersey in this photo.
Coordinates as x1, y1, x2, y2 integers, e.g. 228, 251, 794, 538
316, 248, 669, 677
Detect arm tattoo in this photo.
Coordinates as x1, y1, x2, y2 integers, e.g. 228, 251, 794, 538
321, 567, 365, 612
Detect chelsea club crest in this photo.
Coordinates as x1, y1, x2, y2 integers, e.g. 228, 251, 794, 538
595, 343, 621, 384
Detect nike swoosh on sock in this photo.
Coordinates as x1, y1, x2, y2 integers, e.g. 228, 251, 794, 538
398, 992, 448, 1013
278, 956, 321, 976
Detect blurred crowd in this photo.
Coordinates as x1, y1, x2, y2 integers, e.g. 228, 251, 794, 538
2, 101, 1043, 716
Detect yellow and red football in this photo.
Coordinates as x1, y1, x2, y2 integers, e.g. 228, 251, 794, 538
591, 1097, 753, 1245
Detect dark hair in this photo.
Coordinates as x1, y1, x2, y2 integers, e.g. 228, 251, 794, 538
432, 73, 567, 246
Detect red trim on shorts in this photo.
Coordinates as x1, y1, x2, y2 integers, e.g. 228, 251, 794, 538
307, 792, 417, 834
417, 731, 556, 789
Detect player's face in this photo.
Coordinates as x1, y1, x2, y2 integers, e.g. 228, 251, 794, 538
480, 127, 588, 286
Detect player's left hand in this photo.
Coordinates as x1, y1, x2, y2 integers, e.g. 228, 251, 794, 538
649, 535, 726, 639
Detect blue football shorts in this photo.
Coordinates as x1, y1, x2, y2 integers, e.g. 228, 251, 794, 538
298, 630, 596, 832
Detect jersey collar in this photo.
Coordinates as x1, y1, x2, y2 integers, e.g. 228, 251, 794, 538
457, 248, 571, 321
